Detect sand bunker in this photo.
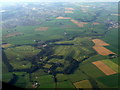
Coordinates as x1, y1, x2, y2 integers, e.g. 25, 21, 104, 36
35, 27, 48, 31
70, 19, 88, 27
92, 39, 115, 56
56, 16, 71, 19
92, 61, 117, 75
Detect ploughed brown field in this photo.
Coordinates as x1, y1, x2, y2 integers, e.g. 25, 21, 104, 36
56, 17, 71, 19
65, 11, 73, 13
4, 32, 23, 38
65, 8, 74, 10
92, 61, 117, 75
92, 39, 115, 55
56, 16, 88, 28
70, 19, 88, 27
35, 27, 48, 31
92, 39, 109, 46
93, 46, 115, 55
92, 22, 100, 25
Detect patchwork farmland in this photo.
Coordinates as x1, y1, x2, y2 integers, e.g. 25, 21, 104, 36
2, 2, 119, 89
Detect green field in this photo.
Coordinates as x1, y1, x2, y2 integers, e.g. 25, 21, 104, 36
2, 62, 13, 83
34, 75, 55, 88
13, 72, 30, 88
56, 69, 89, 83
102, 28, 118, 54
4, 45, 40, 69
57, 81, 75, 88
53, 40, 95, 61
96, 74, 119, 88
